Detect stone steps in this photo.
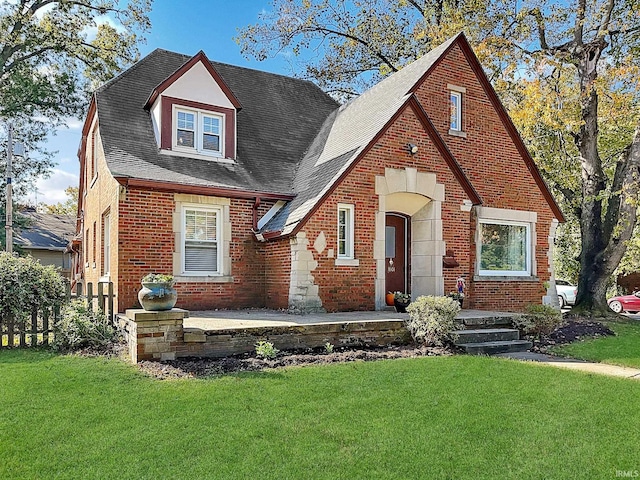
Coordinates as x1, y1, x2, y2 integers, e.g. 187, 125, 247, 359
460, 315, 515, 328
454, 315, 532, 355
453, 328, 519, 345
458, 339, 533, 355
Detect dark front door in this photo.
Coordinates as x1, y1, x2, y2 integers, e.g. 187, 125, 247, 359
385, 213, 408, 294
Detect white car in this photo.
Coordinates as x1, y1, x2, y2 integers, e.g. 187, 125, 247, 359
556, 279, 577, 308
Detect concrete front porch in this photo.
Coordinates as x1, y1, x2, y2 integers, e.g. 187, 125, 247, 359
184, 308, 516, 330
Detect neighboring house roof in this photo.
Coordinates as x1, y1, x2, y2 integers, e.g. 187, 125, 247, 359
14, 211, 76, 251
93, 49, 339, 196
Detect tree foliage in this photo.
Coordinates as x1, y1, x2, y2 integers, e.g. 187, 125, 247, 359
238, 0, 640, 314
0, 0, 152, 199
39, 186, 78, 215
237, 0, 484, 100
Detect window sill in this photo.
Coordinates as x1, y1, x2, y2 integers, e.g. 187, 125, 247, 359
448, 129, 467, 138
473, 275, 539, 282
335, 258, 359, 267
161, 148, 234, 164
175, 275, 233, 283
99, 275, 110, 282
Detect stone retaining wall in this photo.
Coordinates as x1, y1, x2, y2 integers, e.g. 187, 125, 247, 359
118, 309, 410, 363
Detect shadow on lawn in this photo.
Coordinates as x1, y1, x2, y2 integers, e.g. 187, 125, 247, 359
0, 347, 57, 364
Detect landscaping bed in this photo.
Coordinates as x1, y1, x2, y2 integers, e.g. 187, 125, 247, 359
531, 317, 615, 352
138, 344, 454, 379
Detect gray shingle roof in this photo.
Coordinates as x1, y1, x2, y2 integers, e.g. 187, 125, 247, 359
95, 34, 469, 236
14, 211, 76, 250
95, 49, 339, 195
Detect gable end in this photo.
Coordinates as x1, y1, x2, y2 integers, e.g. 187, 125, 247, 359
144, 51, 242, 110
449, 35, 565, 222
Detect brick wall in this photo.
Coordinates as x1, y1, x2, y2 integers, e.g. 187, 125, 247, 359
415, 43, 555, 310
81, 123, 121, 309
115, 190, 274, 311
295, 105, 469, 312
263, 239, 291, 310
279, 42, 556, 312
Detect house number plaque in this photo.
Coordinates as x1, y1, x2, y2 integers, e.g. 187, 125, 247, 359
387, 258, 396, 273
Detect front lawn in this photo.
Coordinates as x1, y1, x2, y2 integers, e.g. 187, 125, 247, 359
1, 350, 639, 479
551, 320, 640, 368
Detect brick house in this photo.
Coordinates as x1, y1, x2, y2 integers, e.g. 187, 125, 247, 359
76, 33, 564, 314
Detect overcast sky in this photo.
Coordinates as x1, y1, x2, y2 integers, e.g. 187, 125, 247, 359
28, 0, 292, 206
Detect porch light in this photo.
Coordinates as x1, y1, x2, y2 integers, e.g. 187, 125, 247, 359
406, 143, 418, 155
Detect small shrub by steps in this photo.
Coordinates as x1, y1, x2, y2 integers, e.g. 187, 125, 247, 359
513, 304, 563, 338
405, 296, 461, 346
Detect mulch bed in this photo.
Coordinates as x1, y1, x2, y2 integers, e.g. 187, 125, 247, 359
530, 317, 615, 353
137, 344, 454, 379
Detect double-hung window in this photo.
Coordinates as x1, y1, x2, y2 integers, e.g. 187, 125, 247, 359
176, 111, 195, 148
175, 107, 223, 157
478, 220, 531, 276
202, 115, 221, 152
337, 204, 355, 259
183, 206, 220, 274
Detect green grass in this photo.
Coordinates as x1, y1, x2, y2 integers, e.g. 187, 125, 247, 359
551, 321, 640, 368
1, 350, 640, 479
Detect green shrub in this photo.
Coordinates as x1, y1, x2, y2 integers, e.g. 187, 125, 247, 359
53, 300, 117, 352
324, 342, 334, 354
255, 340, 279, 359
0, 252, 66, 320
513, 304, 563, 338
405, 295, 461, 346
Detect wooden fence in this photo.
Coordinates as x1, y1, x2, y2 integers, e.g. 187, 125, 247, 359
1, 281, 114, 349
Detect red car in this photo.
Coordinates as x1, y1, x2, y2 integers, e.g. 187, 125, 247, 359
608, 292, 640, 313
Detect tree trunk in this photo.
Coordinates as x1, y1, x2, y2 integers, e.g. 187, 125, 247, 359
571, 39, 618, 315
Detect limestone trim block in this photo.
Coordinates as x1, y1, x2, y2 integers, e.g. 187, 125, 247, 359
289, 231, 324, 313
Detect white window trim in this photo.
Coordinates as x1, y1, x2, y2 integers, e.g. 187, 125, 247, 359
102, 211, 110, 277
337, 203, 355, 260
172, 105, 225, 158
450, 90, 462, 132
477, 219, 532, 277
181, 204, 223, 276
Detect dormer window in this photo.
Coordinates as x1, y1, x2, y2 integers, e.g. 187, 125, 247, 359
173, 106, 224, 157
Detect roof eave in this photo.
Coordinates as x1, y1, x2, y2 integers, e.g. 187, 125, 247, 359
114, 177, 295, 201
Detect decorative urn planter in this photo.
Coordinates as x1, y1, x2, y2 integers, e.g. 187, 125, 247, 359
138, 274, 177, 311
